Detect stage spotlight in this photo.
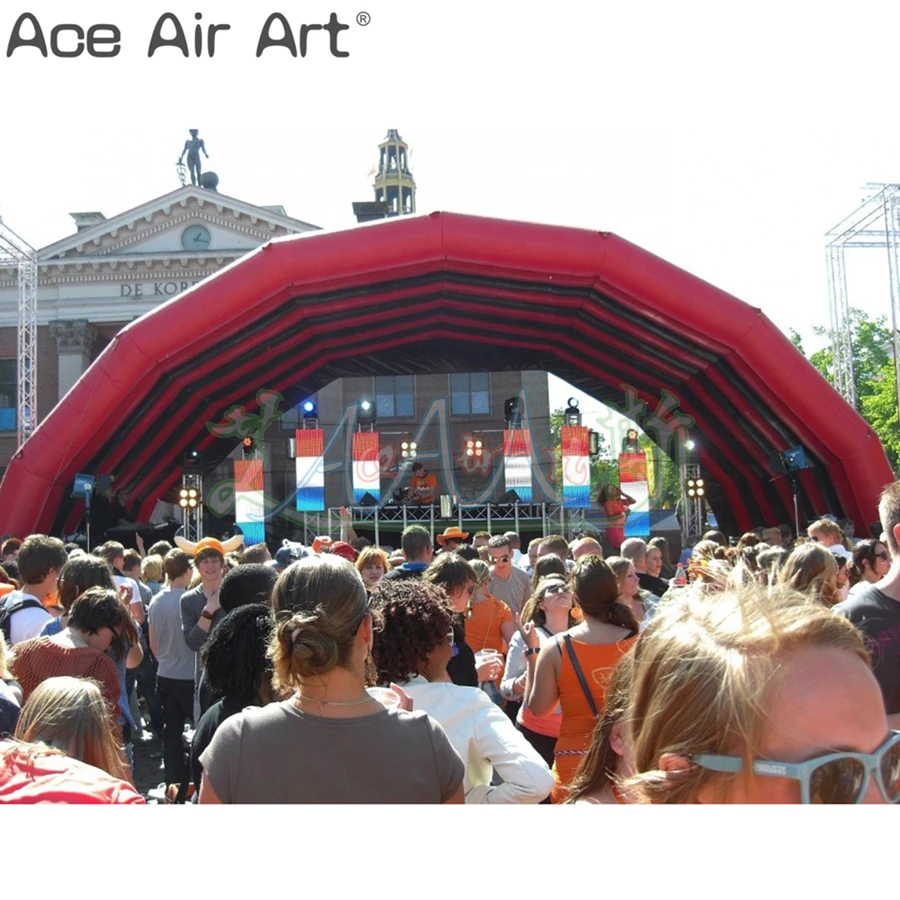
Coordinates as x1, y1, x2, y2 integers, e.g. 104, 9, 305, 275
358, 399, 377, 429
301, 399, 317, 419
588, 430, 600, 457
242, 436, 254, 452
400, 440, 418, 460
685, 439, 696, 451
564, 397, 582, 427
466, 438, 484, 458
504, 396, 519, 425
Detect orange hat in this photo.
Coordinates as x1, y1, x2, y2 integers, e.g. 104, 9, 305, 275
312, 536, 334, 554
436, 526, 469, 546
194, 537, 226, 557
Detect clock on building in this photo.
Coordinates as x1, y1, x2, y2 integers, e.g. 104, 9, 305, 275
181, 224, 211, 250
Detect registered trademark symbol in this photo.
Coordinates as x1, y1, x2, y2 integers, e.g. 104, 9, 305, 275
357, 11, 371, 25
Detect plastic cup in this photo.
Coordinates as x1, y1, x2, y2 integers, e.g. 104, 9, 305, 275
367, 686, 402, 710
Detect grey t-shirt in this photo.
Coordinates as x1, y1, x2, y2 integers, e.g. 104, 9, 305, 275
200, 699, 465, 803
489, 566, 531, 618
148, 588, 194, 681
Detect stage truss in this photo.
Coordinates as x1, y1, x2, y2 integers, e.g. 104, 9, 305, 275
825, 183, 900, 416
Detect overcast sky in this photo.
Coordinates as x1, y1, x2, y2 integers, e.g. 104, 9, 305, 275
2, 1, 897, 437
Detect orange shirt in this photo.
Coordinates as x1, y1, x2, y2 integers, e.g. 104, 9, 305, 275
551, 635, 637, 802
411, 473, 437, 504
0, 583, 14, 599
467, 594, 514, 689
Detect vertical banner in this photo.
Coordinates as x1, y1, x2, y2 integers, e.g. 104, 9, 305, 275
503, 429, 533, 502
561, 426, 591, 508
352, 432, 381, 503
620, 451, 650, 536
295, 429, 325, 511
234, 459, 265, 546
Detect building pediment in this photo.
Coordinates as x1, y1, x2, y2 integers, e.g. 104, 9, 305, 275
39, 186, 319, 261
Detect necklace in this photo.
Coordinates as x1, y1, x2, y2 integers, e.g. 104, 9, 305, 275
294, 692, 375, 715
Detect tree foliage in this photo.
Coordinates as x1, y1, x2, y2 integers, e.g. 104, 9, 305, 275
800, 309, 898, 472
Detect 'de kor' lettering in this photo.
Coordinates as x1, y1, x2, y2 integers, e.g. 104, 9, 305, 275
256, 12, 350, 57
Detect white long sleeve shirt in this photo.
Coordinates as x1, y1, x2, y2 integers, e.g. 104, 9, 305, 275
401, 676, 554, 804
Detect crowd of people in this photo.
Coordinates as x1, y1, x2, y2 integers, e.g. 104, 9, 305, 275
1, 485, 899, 805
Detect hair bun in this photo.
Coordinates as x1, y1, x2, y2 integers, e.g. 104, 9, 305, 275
287, 615, 340, 677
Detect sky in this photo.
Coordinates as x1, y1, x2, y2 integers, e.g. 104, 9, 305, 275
2, 1, 898, 437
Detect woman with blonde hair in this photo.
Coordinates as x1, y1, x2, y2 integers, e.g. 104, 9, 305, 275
523, 555, 639, 802
623, 585, 899, 804
606, 556, 654, 628
777, 543, 840, 607
355, 546, 391, 591
200, 555, 465, 803
14, 676, 130, 782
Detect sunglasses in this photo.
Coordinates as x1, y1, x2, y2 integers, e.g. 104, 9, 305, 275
491, 554, 511, 564
692, 731, 900, 804
543, 583, 570, 596
875, 551, 890, 562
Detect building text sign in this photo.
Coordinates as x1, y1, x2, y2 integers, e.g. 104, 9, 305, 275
120, 281, 201, 298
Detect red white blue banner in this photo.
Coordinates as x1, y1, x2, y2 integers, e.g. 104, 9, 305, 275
235, 458, 265, 545
352, 432, 380, 504
503, 429, 532, 502
561, 426, 591, 508
295, 429, 325, 511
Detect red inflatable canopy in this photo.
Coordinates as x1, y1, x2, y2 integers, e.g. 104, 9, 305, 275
0, 211, 892, 537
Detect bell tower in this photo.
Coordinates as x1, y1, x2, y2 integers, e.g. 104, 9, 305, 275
373, 129, 416, 216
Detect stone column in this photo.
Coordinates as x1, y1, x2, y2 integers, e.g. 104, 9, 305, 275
49, 319, 98, 400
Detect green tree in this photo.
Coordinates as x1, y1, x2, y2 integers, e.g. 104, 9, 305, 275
801, 308, 898, 472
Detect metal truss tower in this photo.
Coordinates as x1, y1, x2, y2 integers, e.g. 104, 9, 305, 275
0, 216, 38, 448
825, 184, 900, 418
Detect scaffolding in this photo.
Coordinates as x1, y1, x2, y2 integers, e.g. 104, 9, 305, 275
825, 183, 900, 418
0, 216, 38, 449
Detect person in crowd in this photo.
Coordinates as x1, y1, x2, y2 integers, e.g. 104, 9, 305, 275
240, 543, 271, 565
0, 535, 68, 644
571, 537, 604, 561
121, 548, 164, 738
148, 548, 196, 790
218, 563, 278, 612
777, 524, 794, 550
95, 542, 145, 627
501, 575, 577, 767
382, 525, 434, 581
422, 554, 486, 688
523, 555, 639, 802
179, 537, 232, 715
0, 632, 22, 734
140, 554, 164, 595
756, 546, 791, 586
37, 555, 143, 755
519, 537, 542, 575
409, 461, 438, 505
148, 540, 174, 558
531, 552, 568, 590
736, 532, 760, 551
192, 603, 276, 794
835, 480, 900, 729
807, 517, 852, 561
624, 584, 896, 803
355, 546, 391, 591
465, 559, 516, 660
832, 553, 851, 602
330, 541, 358, 564
598, 484, 635, 553
487, 534, 531, 618
0, 738, 145, 804
0, 566, 17, 600
455, 544, 480, 562
777, 543, 840, 607
14, 676, 130, 782
504, 531, 525, 568
621, 538, 669, 598
537, 534, 573, 567
435, 526, 469, 554
371, 579, 553, 804
566, 654, 637, 804
199, 555, 465, 803
607, 556, 655, 628
847, 538, 891, 598
10, 586, 130, 719
1, 537, 21, 567
647, 536, 675, 580
701, 529, 728, 548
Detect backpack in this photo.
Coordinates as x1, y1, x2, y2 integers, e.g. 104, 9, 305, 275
0, 596, 45, 645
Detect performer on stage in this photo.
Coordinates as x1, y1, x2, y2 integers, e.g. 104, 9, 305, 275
409, 462, 438, 505
598, 483, 636, 553
621, 428, 641, 454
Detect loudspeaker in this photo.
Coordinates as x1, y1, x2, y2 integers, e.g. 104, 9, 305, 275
498, 490, 521, 504
359, 492, 378, 507
780, 447, 808, 474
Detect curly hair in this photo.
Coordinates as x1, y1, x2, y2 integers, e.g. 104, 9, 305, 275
201, 603, 275, 705
369, 579, 454, 685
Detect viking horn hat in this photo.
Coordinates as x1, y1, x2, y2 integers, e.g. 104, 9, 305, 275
174, 534, 244, 556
